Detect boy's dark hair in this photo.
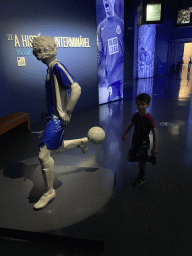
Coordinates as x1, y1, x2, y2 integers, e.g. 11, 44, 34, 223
135, 93, 151, 105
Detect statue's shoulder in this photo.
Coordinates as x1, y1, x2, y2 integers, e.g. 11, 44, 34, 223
50, 59, 60, 70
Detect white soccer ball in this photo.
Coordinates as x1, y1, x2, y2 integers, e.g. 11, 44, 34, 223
87, 127, 105, 144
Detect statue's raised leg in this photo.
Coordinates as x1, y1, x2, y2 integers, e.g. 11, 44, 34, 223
51, 137, 89, 154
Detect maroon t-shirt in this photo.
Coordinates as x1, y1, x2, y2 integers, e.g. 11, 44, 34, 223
131, 112, 156, 144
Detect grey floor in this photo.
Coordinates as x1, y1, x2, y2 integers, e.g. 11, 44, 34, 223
0, 67, 192, 255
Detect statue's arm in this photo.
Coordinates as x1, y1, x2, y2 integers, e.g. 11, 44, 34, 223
66, 82, 81, 114
59, 82, 81, 124
52, 61, 82, 124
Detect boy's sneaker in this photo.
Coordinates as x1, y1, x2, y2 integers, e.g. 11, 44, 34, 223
150, 154, 156, 165
132, 177, 145, 187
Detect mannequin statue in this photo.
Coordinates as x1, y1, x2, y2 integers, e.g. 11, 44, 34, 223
32, 36, 89, 210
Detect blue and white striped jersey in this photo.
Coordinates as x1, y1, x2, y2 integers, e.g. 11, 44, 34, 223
45, 59, 77, 119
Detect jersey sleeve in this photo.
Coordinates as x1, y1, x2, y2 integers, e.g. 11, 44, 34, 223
150, 116, 156, 128
53, 63, 74, 89
148, 115, 156, 129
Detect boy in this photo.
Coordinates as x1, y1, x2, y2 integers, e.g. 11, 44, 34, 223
32, 36, 89, 210
122, 93, 157, 186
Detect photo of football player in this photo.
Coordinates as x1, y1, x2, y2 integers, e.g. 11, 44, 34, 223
97, 0, 124, 104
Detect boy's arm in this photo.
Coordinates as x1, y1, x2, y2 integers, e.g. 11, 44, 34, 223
151, 127, 158, 154
122, 122, 134, 140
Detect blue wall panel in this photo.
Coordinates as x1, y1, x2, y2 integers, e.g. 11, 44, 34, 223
138, 24, 156, 78
0, 0, 97, 124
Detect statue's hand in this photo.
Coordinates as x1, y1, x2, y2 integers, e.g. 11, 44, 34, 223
61, 112, 71, 125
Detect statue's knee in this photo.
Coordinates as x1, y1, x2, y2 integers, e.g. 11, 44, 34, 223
38, 153, 45, 165
38, 145, 50, 165
42, 157, 54, 168
38, 151, 43, 161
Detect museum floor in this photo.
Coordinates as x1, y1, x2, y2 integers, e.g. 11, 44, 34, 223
0, 66, 192, 255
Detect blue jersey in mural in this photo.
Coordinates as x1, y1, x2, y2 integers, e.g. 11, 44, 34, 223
97, 14, 124, 87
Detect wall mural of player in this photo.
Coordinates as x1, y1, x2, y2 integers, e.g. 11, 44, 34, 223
32, 36, 105, 210
96, 0, 124, 104
138, 25, 156, 78
139, 47, 153, 78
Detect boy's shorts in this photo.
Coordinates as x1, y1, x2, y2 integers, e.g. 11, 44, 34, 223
127, 142, 150, 162
39, 117, 67, 150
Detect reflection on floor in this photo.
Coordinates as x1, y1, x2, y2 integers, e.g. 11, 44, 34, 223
0, 71, 192, 255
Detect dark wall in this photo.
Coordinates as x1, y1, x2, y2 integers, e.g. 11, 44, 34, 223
1, 0, 192, 124
124, 2, 135, 81
130, 0, 192, 78
172, 27, 192, 41
154, 0, 192, 75
154, 20, 172, 76
0, 0, 97, 124
0, 38, 14, 115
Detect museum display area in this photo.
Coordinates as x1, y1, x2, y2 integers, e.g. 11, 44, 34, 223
0, 0, 109, 252
1, 0, 192, 255
0, 0, 98, 124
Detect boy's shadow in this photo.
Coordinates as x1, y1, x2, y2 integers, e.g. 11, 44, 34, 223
3, 161, 99, 204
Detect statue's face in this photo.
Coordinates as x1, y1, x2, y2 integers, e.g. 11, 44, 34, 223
36, 56, 41, 61
33, 49, 41, 60
34, 55, 43, 61
41, 58, 47, 64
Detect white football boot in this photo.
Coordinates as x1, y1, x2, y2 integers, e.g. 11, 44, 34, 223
78, 137, 89, 154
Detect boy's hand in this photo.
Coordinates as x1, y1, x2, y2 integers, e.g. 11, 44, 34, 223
122, 135, 125, 141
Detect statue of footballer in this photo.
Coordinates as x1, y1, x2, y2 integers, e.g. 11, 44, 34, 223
32, 36, 105, 210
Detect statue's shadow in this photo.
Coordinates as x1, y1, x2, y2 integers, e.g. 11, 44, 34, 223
3, 161, 99, 204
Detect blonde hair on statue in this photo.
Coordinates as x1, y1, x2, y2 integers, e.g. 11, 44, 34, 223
32, 36, 58, 60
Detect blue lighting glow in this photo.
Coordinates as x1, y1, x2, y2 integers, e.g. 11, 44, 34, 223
138, 24, 156, 78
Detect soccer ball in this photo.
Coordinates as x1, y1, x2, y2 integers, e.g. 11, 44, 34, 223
87, 127, 105, 144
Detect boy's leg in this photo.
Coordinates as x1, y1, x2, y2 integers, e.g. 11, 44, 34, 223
127, 143, 139, 162
51, 137, 89, 154
137, 144, 150, 180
